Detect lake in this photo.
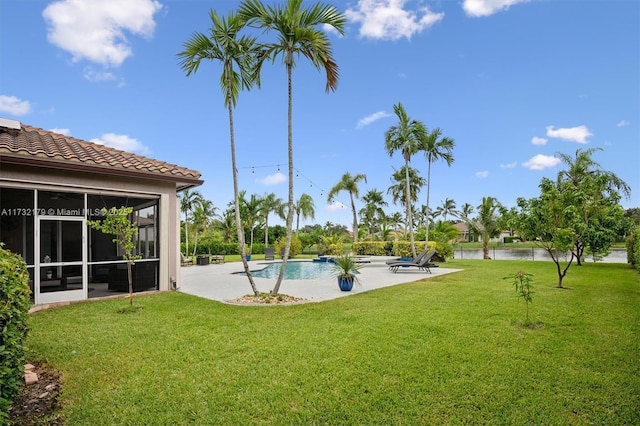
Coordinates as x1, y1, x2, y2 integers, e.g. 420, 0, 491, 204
453, 247, 627, 263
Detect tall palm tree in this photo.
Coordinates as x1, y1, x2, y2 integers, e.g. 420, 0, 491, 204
260, 192, 284, 246
179, 189, 204, 257
556, 148, 631, 198
418, 127, 455, 244
239, 0, 345, 295
327, 172, 367, 243
294, 193, 316, 232
384, 103, 427, 258
178, 9, 262, 294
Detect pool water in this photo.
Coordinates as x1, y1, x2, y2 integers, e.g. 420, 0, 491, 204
250, 261, 335, 280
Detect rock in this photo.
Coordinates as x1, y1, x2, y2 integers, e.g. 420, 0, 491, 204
24, 371, 39, 385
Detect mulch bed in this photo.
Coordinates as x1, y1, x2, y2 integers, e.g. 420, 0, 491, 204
8, 363, 63, 425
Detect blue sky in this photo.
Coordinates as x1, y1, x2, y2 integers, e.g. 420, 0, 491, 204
1, 0, 638, 228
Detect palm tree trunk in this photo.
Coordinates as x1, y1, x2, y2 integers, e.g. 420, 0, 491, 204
425, 161, 432, 245
272, 59, 294, 295
264, 216, 269, 246
184, 218, 189, 257
228, 89, 258, 295
350, 192, 358, 243
404, 158, 417, 258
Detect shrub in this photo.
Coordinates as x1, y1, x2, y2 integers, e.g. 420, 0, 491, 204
351, 241, 388, 256
0, 246, 31, 423
626, 227, 640, 269
274, 235, 302, 258
392, 241, 435, 258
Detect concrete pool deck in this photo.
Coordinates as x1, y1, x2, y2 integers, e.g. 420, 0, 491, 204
178, 257, 461, 303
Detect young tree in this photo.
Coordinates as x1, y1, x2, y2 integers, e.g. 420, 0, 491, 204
239, 0, 345, 295
327, 172, 367, 243
178, 9, 263, 294
516, 179, 580, 288
88, 207, 140, 306
385, 103, 426, 258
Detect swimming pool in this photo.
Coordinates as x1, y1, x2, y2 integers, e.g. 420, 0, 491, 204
249, 261, 335, 280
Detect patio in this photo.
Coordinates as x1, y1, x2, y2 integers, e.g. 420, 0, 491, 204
178, 257, 461, 303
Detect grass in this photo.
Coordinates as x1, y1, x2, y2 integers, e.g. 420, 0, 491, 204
26, 260, 640, 424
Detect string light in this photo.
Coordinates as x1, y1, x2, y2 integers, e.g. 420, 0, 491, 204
238, 163, 351, 208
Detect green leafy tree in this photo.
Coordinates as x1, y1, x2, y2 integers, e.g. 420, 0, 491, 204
191, 199, 218, 256
385, 103, 427, 258
505, 270, 534, 324
418, 127, 455, 243
516, 179, 580, 288
327, 172, 367, 243
239, 191, 264, 254
239, 0, 345, 295
178, 9, 262, 294
88, 207, 141, 306
359, 189, 388, 238
555, 148, 631, 265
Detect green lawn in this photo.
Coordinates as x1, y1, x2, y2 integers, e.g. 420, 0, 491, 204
26, 260, 640, 424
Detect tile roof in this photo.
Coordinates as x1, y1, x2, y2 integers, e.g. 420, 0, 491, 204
0, 123, 202, 186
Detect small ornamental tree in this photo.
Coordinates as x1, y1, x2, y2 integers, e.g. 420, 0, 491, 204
88, 207, 140, 306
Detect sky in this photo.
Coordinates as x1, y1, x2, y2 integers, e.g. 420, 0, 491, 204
1, 0, 638, 229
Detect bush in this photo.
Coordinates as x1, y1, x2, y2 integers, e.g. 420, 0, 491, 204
351, 241, 388, 256
274, 235, 302, 258
626, 227, 640, 269
392, 241, 435, 258
0, 246, 31, 423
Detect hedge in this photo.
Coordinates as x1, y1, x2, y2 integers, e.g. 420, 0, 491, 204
626, 227, 640, 269
0, 246, 31, 424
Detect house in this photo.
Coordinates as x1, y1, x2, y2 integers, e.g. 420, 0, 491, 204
0, 118, 203, 305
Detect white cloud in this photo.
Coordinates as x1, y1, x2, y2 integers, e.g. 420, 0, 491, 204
475, 170, 489, 178
546, 125, 593, 144
43, 0, 162, 68
345, 0, 444, 40
49, 128, 70, 136
500, 161, 517, 169
91, 133, 150, 154
256, 172, 286, 186
83, 68, 117, 83
531, 136, 547, 146
356, 111, 391, 129
522, 154, 561, 170
327, 201, 347, 212
617, 120, 630, 127
463, 0, 529, 17
0, 95, 31, 116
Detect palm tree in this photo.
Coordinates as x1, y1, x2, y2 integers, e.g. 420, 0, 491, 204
294, 193, 316, 232
360, 189, 388, 237
327, 172, 367, 243
384, 103, 427, 258
239, 191, 264, 254
178, 9, 261, 294
469, 196, 503, 259
260, 192, 285, 246
239, 0, 345, 295
191, 199, 218, 256
418, 127, 455, 244
556, 148, 631, 198
435, 198, 457, 222
179, 189, 204, 257
215, 208, 236, 243
387, 166, 426, 210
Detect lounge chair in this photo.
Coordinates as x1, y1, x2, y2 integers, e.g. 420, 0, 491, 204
264, 247, 275, 260
385, 247, 431, 266
387, 250, 436, 273
180, 253, 193, 266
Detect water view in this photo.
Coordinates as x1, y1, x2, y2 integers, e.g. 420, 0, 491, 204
453, 247, 627, 263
